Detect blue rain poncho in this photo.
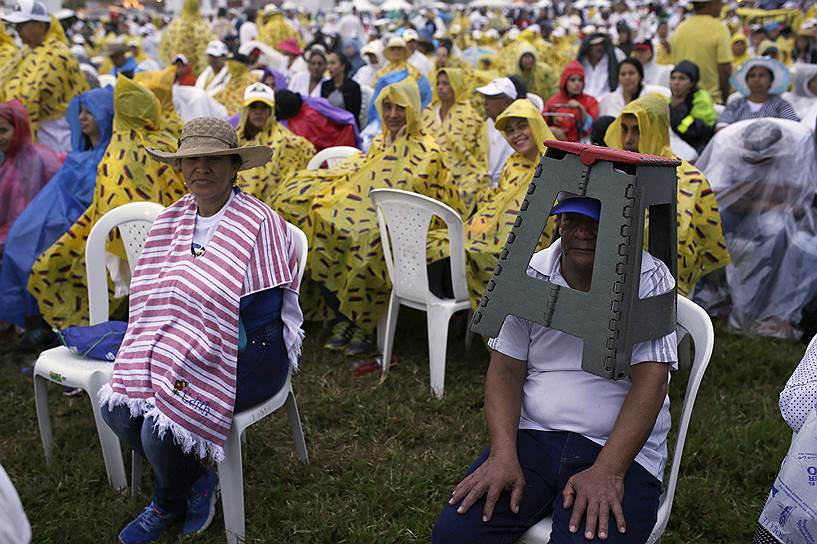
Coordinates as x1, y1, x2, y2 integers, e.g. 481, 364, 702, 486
0, 87, 114, 326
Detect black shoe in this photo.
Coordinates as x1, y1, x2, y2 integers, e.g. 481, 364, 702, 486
345, 327, 377, 357
324, 320, 354, 352
17, 328, 59, 352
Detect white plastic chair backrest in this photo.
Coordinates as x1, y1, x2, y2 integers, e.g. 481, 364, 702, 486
654, 295, 714, 536
85, 202, 164, 325
359, 84, 374, 127
306, 146, 361, 170
370, 188, 468, 304
286, 221, 308, 285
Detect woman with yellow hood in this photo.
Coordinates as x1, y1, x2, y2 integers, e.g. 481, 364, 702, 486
604, 93, 730, 296
428, 99, 556, 307
213, 55, 260, 116
236, 82, 314, 203
29, 76, 187, 329
159, 0, 215, 75
514, 43, 558, 103
273, 77, 465, 356
134, 66, 184, 139
422, 68, 488, 212
731, 32, 751, 71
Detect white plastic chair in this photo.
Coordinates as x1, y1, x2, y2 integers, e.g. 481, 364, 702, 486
33, 202, 164, 492
370, 188, 471, 399
218, 221, 309, 544
305, 145, 361, 170
520, 295, 715, 543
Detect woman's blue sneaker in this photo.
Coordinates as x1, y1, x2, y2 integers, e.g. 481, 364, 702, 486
183, 469, 220, 536
118, 501, 180, 544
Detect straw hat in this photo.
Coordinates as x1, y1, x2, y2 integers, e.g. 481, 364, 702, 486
144, 117, 272, 171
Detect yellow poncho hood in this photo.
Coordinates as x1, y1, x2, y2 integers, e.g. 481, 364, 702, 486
113, 75, 162, 132
605, 93, 672, 157
182, 0, 200, 17
516, 43, 538, 67
495, 99, 554, 155
0, 23, 12, 48
134, 67, 176, 118
434, 67, 467, 103
376, 77, 422, 138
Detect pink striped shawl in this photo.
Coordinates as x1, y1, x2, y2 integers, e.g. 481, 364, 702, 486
99, 190, 302, 461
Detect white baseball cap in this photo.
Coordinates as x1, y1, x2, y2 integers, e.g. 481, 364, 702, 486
403, 29, 419, 42
476, 77, 517, 99
3, 0, 51, 23
173, 53, 189, 64
244, 82, 275, 108
206, 40, 228, 57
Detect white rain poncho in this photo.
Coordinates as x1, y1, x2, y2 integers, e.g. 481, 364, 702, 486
697, 118, 817, 338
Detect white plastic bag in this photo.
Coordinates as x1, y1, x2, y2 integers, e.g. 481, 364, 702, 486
758, 406, 817, 542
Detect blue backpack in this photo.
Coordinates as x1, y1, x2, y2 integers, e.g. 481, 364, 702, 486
56, 321, 128, 362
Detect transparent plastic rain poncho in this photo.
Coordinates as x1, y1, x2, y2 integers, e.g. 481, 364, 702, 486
697, 118, 817, 338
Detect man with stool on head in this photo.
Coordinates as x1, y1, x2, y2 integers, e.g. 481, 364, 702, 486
432, 194, 678, 543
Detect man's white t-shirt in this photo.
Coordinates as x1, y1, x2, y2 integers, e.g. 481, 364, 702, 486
487, 239, 678, 480
486, 118, 514, 187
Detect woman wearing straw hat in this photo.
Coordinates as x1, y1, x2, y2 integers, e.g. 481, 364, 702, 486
98, 117, 304, 544
716, 57, 799, 129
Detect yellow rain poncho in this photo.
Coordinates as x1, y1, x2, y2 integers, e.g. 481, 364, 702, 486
213, 61, 260, 116
134, 67, 183, 139
273, 78, 466, 331
0, 33, 88, 136
605, 93, 730, 296
258, 12, 302, 49
731, 33, 751, 70
428, 99, 556, 307
236, 96, 315, 204
421, 68, 488, 212
0, 24, 17, 74
29, 76, 187, 328
159, 0, 215, 75
514, 44, 558, 103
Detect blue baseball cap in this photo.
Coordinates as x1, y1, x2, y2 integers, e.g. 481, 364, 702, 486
549, 193, 601, 221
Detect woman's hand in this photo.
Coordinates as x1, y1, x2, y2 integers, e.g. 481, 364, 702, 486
448, 453, 526, 522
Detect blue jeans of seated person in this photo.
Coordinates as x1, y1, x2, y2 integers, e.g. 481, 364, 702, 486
101, 325, 290, 514
432, 430, 662, 544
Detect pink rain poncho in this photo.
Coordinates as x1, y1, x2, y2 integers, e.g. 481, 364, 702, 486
0, 100, 63, 258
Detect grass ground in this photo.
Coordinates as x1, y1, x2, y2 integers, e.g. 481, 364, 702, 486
0, 309, 804, 543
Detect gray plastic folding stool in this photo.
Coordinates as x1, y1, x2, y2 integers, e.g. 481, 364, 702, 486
470, 141, 680, 380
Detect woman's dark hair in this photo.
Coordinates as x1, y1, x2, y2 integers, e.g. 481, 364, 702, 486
330, 50, 352, 75
748, 64, 775, 82
438, 38, 453, 54
591, 115, 616, 146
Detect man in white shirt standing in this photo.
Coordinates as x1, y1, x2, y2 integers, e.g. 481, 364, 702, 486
579, 32, 626, 100
403, 29, 434, 77
195, 40, 231, 96
433, 196, 677, 543
476, 77, 520, 187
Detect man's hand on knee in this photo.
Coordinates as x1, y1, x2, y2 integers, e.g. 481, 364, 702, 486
448, 453, 526, 523
562, 463, 626, 540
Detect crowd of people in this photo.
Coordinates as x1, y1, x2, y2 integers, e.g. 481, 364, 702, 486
2, 0, 817, 541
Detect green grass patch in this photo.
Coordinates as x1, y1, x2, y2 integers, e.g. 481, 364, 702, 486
0, 312, 803, 542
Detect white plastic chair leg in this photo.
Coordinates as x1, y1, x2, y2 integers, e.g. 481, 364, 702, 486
427, 304, 454, 399
379, 291, 400, 381
219, 427, 246, 544
34, 374, 54, 464
88, 383, 127, 491
131, 452, 143, 498
464, 310, 474, 351
285, 392, 309, 464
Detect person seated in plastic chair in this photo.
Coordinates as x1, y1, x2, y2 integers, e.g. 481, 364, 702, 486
432, 196, 678, 544
98, 117, 304, 544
